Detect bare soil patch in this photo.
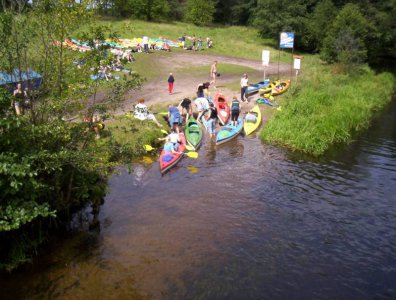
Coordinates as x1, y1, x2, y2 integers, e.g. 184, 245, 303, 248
117, 52, 290, 114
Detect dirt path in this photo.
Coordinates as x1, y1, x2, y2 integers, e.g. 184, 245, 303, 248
117, 52, 290, 114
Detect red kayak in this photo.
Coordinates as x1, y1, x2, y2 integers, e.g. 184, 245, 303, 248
159, 132, 186, 174
214, 92, 230, 126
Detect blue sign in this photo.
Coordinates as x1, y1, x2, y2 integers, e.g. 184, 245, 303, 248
280, 32, 294, 49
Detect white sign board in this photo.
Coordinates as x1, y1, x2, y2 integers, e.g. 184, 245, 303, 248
262, 50, 270, 66
293, 58, 301, 70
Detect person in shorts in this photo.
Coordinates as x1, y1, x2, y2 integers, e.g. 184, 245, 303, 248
168, 104, 181, 134
207, 102, 218, 138
230, 96, 240, 126
179, 98, 192, 123
194, 97, 209, 123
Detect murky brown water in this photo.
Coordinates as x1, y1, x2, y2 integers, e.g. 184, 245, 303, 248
1, 101, 396, 299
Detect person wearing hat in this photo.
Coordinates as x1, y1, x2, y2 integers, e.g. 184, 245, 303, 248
168, 72, 175, 94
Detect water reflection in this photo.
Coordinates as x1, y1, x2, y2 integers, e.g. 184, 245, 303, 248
1, 101, 396, 299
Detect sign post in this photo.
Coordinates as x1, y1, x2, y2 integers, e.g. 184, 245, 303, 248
279, 32, 294, 81
293, 55, 303, 85
262, 50, 270, 81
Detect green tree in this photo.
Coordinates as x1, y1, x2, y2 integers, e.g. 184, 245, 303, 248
184, 0, 215, 26
252, 0, 313, 49
320, 3, 373, 66
303, 0, 338, 52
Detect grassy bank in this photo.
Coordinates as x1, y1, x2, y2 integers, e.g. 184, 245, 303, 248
261, 63, 395, 155
82, 17, 292, 63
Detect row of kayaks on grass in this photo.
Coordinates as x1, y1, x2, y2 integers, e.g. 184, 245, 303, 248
243, 79, 291, 97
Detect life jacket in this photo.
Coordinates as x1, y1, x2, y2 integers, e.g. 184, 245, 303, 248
231, 99, 240, 111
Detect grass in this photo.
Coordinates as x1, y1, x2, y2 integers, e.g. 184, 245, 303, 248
79, 17, 395, 156
262, 64, 395, 155
81, 17, 290, 63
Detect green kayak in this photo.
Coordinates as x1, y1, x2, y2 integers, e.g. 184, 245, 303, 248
185, 116, 203, 150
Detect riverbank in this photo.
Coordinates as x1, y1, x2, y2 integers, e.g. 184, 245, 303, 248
261, 61, 395, 155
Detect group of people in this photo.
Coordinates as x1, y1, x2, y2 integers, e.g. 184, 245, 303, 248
179, 34, 213, 51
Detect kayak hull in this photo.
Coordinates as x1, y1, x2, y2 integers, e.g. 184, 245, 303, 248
159, 133, 186, 174
185, 117, 203, 150
215, 118, 243, 145
245, 80, 270, 96
244, 105, 262, 135
214, 92, 230, 126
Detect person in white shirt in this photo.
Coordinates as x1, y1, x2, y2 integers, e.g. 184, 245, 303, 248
194, 97, 209, 123
133, 98, 162, 127
240, 73, 249, 102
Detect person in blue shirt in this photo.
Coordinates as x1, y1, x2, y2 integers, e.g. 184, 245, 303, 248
168, 104, 181, 134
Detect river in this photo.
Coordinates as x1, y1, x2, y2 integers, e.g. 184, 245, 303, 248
1, 100, 396, 299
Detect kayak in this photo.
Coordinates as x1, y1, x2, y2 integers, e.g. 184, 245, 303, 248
214, 92, 230, 126
244, 105, 262, 135
215, 118, 243, 145
259, 80, 290, 96
245, 80, 270, 96
159, 132, 186, 174
256, 97, 275, 106
185, 116, 203, 150
259, 81, 278, 95
271, 80, 290, 96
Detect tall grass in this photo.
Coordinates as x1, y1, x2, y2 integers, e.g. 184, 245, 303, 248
262, 65, 395, 155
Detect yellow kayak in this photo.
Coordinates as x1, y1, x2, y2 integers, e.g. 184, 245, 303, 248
243, 105, 262, 135
271, 80, 290, 96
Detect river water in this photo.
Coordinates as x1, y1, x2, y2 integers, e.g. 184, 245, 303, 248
1, 100, 396, 299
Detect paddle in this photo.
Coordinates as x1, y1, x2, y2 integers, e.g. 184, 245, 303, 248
143, 144, 199, 158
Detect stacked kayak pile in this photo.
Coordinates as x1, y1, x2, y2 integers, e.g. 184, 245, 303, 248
259, 80, 290, 96
245, 79, 270, 96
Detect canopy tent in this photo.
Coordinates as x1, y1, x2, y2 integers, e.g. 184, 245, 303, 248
0, 69, 42, 92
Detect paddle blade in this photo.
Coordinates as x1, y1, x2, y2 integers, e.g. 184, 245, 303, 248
185, 151, 198, 158
160, 129, 169, 135
158, 112, 168, 115
144, 144, 155, 151
185, 144, 195, 151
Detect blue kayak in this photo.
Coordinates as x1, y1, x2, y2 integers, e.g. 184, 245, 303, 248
245, 80, 270, 96
215, 118, 243, 145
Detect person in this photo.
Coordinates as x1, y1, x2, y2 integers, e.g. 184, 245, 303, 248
208, 39, 213, 48
206, 37, 210, 48
240, 73, 249, 102
230, 96, 240, 126
207, 102, 217, 138
245, 110, 258, 123
197, 37, 203, 51
133, 98, 162, 127
167, 72, 175, 94
210, 61, 217, 88
179, 98, 192, 123
159, 129, 181, 152
163, 136, 180, 154
197, 82, 210, 98
142, 36, 149, 54
168, 104, 181, 134
84, 113, 104, 139
181, 33, 186, 48
194, 96, 209, 123
191, 34, 196, 51
13, 83, 25, 115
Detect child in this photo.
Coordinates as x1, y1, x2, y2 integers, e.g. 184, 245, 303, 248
168, 73, 175, 94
